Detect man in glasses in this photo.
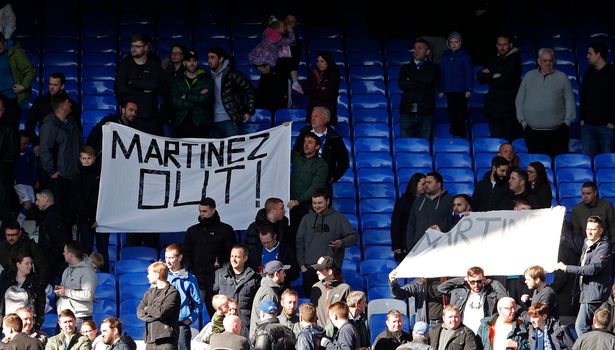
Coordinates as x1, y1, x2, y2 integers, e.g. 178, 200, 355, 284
437, 266, 507, 334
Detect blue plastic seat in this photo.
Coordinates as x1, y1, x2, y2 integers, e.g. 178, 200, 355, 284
82, 95, 117, 111
434, 153, 472, 169
599, 183, 615, 198
471, 123, 491, 139
250, 109, 272, 123
360, 258, 397, 275
82, 37, 116, 53
333, 183, 356, 199
433, 138, 471, 155
350, 80, 386, 95
82, 52, 117, 67
355, 152, 393, 169
332, 198, 357, 215
364, 245, 394, 260
596, 169, 615, 185
395, 152, 433, 169
118, 272, 151, 286
41, 313, 58, 336
396, 167, 432, 186
93, 298, 117, 315
369, 314, 410, 343
447, 182, 475, 196
367, 287, 394, 301
554, 154, 592, 171
82, 109, 111, 124
344, 271, 363, 291
512, 138, 528, 153
81, 80, 115, 95
559, 197, 581, 212
439, 168, 475, 183
351, 95, 388, 111
386, 51, 410, 66
474, 152, 496, 171
362, 229, 392, 247
354, 137, 390, 153
345, 245, 362, 262
357, 167, 394, 184
348, 52, 384, 66
119, 246, 158, 261
274, 109, 306, 124
359, 198, 395, 214
119, 284, 150, 301
342, 260, 359, 274
81, 66, 116, 81
352, 108, 388, 124
119, 298, 141, 316
594, 153, 615, 169
338, 168, 356, 184
96, 272, 116, 287
519, 153, 552, 169
393, 138, 430, 155
473, 138, 507, 155
366, 274, 397, 290
241, 123, 269, 134
558, 182, 582, 200
354, 123, 390, 138
114, 259, 152, 276
309, 38, 344, 53
95, 284, 117, 301
347, 39, 381, 53
358, 183, 396, 199
556, 168, 594, 184
360, 214, 392, 230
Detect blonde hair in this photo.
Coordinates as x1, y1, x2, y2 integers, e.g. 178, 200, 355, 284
148, 262, 168, 281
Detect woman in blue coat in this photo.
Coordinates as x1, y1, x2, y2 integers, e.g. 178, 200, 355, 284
439, 32, 474, 138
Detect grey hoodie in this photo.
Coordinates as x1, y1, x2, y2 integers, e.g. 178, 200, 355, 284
56, 255, 98, 318
296, 208, 358, 269
249, 275, 283, 339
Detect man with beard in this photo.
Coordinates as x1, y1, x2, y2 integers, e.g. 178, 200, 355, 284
183, 197, 236, 317
114, 33, 163, 135
86, 99, 138, 157
471, 156, 510, 212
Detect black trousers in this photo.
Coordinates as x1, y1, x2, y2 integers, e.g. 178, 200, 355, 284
486, 114, 522, 142
446, 92, 468, 138
524, 124, 569, 158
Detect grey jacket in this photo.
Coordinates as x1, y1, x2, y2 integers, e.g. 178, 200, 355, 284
572, 328, 615, 350
296, 208, 357, 268
249, 275, 283, 339
56, 256, 98, 318
564, 235, 613, 304
39, 114, 82, 179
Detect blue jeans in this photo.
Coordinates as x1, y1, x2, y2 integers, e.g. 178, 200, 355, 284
575, 302, 601, 337
581, 124, 614, 156
178, 324, 191, 350
210, 120, 240, 138
400, 113, 432, 139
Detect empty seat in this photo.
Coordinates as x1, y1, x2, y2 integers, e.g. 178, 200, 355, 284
360, 258, 397, 275
395, 153, 432, 170
95, 284, 117, 301
367, 287, 394, 301
93, 298, 117, 315
82, 95, 117, 111
355, 152, 393, 169
559, 197, 581, 212
474, 152, 496, 171
354, 123, 390, 138
434, 153, 472, 169
519, 153, 552, 169
359, 198, 395, 214
554, 154, 592, 171
367, 299, 408, 321
599, 183, 615, 198
556, 168, 594, 185
352, 108, 388, 124
96, 272, 116, 287
274, 109, 307, 124
364, 245, 394, 260
332, 198, 357, 215
81, 66, 116, 81
439, 168, 475, 183
558, 182, 582, 200
250, 109, 272, 123
82, 80, 115, 95
596, 168, 615, 185
473, 138, 507, 155
594, 153, 615, 169
350, 80, 386, 95
360, 214, 392, 230
82, 109, 112, 124
447, 182, 475, 196
119, 246, 158, 261
344, 271, 363, 291
119, 284, 150, 301
114, 259, 152, 276
362, 229, 392, 248
354, 137, 390, 153
433, 138, 471, 155
351, 95, 388, 110
358, 183, 396, 199
345, 245, 362, 262
333, 183, 357, 199
393, 138, 430, 155
349, 66, 384, 81
471, 124, 491, 139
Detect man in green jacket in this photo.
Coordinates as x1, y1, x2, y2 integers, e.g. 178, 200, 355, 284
171, 50, 214, 138
45, 309, 91, 350
0, 33, 36, 130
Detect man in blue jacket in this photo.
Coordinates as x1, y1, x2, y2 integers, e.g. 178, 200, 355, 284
557, 215, 613, 337
165, 243, 202, 350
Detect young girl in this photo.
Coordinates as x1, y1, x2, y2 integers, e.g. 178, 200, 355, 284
249, 16, 296, 75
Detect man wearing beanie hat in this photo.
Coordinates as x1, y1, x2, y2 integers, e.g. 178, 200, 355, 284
184, 196, 236, 316
206, 46, 256, 138
170, 50, 214, 138
249, 260, 290, 339
251, 300, 296, 349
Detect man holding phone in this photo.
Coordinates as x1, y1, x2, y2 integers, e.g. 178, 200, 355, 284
296, 188, 357, 298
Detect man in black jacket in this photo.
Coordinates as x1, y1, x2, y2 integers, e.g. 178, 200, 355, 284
1, 222, 50, 285
0, 98, 18, 230
245, 198, 290, 251
471, 156, 510, 212
251, 300, 296, 350
35, 189, 70, 279
86, 99, 138, 157
207, 47, 256, 138
556, 215, 614, 337
26, 72, 81, 148
100, 317, 137, 350
398, 38, 439, 139
184, 197, 236, 317
476, 34, 522, 141
137, 262, 181, 350
248, 225, 299, 288
293, 106, 349, 192
115, 33, 163, 135
498, 169, 541, 210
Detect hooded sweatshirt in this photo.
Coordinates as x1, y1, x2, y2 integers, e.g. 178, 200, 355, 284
405, 191, 454, 251
296, 208, 358, 268
56, 255, 98, 318
168, 267, 202, 325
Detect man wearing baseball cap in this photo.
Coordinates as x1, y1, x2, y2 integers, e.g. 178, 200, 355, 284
310, 256, 351, 334
249, 260, 290, 338
251, 300, 296, 349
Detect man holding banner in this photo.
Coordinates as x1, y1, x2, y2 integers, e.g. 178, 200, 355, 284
556, 215, 613, 337
437, 266, 507, 334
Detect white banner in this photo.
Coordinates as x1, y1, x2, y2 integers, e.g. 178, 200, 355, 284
396, 207, 566, 278
96, 124, 291, 232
